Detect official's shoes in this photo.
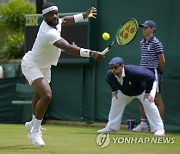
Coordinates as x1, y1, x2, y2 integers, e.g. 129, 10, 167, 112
154, 130, 165, 136
132, 124, 148, 132
97, 127, 116, 134
28, 129, 45, 147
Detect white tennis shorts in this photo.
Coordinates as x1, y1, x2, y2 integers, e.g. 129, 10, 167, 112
21, 60, 51, 85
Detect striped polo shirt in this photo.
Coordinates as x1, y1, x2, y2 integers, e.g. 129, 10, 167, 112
140, 36, 164, 69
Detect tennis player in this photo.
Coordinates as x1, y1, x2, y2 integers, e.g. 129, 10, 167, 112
21, 2, 103, 147
97, 57, 165, 136
133, 20, 165, 132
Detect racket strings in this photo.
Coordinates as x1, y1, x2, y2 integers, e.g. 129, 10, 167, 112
116, 19, 138, 45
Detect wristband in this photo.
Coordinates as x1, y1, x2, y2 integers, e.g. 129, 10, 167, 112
73, 13, 84, 23
80, 48, 90, 57
89, 50, 96, 57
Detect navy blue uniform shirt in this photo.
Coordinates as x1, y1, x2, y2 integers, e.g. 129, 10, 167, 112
106, 65, 155, 96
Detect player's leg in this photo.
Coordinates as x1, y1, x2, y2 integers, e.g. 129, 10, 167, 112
32, 92, 41, 115
32, 78, 52, 124
25, 92, 40, 132
28, 77, 52, 147
21, 63, 52, 147
97, 90, 134, 133
21, 63, 42, 132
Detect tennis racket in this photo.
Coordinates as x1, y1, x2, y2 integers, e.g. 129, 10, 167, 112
102, 18, 138, 55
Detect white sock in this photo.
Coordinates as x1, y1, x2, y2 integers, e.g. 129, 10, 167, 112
32, 114, 35, 120
32, 118, 42, 131
31, 114, 35, 124
27, 114, 35, 126
140, 119, 148, 127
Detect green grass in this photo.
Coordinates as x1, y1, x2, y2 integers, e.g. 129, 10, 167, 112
0, 124, 179, 154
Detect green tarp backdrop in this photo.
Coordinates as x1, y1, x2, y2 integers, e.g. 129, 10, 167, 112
0, 0, 179, 132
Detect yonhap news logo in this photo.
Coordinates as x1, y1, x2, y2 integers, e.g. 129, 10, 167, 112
96, 134, 175, 148
96, 133, 110, 148
112, 137, 175, 144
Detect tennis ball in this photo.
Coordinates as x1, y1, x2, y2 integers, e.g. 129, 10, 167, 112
102, 32, 110, 41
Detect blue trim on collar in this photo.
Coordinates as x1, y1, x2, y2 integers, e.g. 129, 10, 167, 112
143, 36, 154, 43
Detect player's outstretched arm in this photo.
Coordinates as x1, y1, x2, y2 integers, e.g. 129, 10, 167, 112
83, 7, 97, 19
61, 7, 97, 26
53, 38, 103, 61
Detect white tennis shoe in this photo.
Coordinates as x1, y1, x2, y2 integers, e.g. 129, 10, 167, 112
97, 127, 116, 134
28, 129, 45, 147
154, 130, 165, 136
132, 124, 148, 132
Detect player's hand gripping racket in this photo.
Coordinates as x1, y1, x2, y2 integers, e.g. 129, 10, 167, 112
102, 18, 138, 55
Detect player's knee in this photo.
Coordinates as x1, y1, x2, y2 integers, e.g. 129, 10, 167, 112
44, 92, 52, 103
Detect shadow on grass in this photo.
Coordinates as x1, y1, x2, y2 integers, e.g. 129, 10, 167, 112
74, 131, 138, 135
0, 145, 40, 150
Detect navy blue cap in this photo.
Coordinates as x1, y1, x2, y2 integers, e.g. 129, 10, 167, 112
139, 20, 156, 29
109, 57, 124, 66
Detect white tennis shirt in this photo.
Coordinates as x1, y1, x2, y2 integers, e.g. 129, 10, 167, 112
23, 19, 62, 68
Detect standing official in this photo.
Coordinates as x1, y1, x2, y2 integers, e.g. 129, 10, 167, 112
133, 20, 165, 132
97, 57, 165, 136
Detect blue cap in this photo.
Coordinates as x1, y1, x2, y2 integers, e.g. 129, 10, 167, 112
139, 20, 156, 29
109, 57, 124, 66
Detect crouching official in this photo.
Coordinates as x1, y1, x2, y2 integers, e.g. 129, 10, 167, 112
97, 57, 165, 136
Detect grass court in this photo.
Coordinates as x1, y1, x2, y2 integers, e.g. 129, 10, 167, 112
0, 123, 179, 154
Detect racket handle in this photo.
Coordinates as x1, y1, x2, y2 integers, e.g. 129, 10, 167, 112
102, 43, 113, 55
102, 47, 110, 55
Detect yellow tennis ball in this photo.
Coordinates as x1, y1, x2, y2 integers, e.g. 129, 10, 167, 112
102, 32, 110, 41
